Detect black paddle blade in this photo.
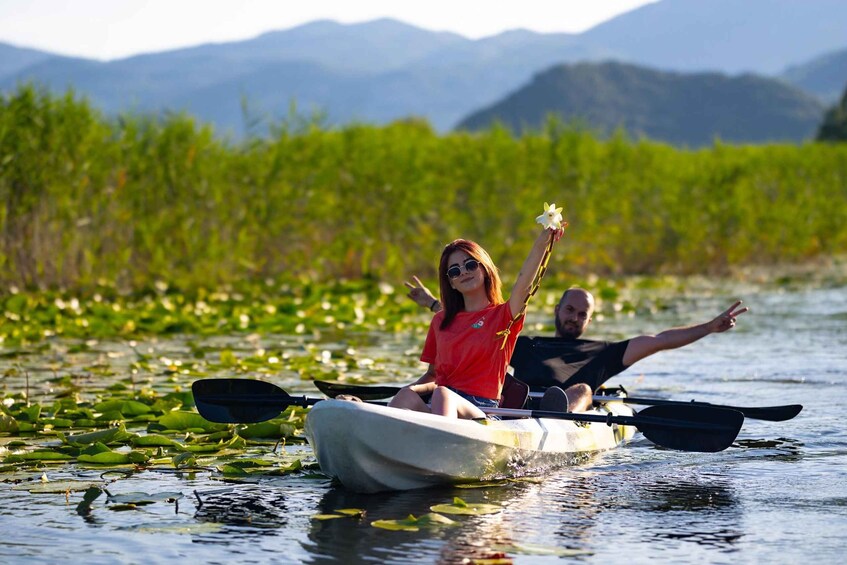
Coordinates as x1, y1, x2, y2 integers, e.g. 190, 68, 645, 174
635, 404, 745, 453
312, 379, 400, 400
733, 404, 802, 422
192, 378, 292, 423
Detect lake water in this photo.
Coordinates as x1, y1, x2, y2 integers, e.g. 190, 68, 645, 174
2, 282, 846, 564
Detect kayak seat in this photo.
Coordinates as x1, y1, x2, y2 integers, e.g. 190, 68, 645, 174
500, 373, 530, 409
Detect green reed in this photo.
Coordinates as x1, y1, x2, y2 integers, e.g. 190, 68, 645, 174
2, 84, 846, 293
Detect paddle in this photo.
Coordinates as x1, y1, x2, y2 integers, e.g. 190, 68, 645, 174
591, 394, 802, 422
311, 379, 801, 422
192, 378, 744, 453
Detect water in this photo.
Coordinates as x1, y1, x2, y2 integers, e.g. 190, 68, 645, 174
2, 284, 846, 563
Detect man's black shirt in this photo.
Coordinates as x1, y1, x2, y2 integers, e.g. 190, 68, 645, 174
510, 336, 630, 391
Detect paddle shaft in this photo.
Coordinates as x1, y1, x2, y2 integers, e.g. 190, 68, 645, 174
311, 380, 800, 422
192, 393, 726, 430
192, 378, 745, 451
588, 394, 801, 422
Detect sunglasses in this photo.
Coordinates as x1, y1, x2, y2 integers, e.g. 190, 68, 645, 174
446, 259, 481, 279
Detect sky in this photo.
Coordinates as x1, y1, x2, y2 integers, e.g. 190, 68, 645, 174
0, 0, 658, 61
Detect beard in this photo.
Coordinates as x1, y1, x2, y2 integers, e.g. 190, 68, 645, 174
555, 317, 584, 339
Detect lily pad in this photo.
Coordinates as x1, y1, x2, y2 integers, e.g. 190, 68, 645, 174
313, 513, 347, 520
4, 450, 74, 463
59, 425, 135, 446
371, 513, 458, 531
158, 411, 226, 432
237, 422, 287, 439
77, 447, 149, 464
0, 413, 19, 433
131, 434, 184, 448
430, 497, 502, 515
312, 507, 366, 520
13, 480, 103, 493
172, 452, 196, 468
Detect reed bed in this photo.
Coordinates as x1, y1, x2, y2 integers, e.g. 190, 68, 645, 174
2, 85, 846, 293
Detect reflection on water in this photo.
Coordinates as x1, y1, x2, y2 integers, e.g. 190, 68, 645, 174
305, 483, 541, 564
193, 485, 288, 531
734, 437, 804, 462
2, 283, 846, 563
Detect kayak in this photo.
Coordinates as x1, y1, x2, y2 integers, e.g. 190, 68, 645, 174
303, 395, 636, 493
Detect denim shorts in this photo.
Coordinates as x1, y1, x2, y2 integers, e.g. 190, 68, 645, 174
446, 387, 500, 420
446, 386, 499, 408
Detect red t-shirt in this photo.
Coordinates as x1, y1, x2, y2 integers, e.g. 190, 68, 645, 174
420, 302, 524, 400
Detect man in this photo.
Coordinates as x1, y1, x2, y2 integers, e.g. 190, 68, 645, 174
405, 276, 748, 412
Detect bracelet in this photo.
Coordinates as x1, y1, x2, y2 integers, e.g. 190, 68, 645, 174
429, 300, 439, 311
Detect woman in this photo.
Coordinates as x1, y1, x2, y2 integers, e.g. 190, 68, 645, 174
388, 226, 563, 419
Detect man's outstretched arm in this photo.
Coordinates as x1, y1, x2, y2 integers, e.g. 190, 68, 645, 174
622, 300, 749, 366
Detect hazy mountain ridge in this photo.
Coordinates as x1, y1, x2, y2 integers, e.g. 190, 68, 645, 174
783, 48, 847, 104
2, 0, 846, 139
457, 62, 826, 146
0, 42, 60, 78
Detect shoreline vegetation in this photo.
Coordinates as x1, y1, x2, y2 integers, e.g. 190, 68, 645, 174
2, 86, 846, 295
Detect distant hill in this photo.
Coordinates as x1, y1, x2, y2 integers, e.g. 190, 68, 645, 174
580, 0, 847, 74
782, 48, 847, 104
456, 62, 825, 147
3, 1, 847, 135
0, 43, 56, 78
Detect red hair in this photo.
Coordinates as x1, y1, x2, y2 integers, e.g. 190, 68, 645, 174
438, 239, 503, 329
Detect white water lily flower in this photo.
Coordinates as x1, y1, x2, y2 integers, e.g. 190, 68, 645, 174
536, 202, 564, 230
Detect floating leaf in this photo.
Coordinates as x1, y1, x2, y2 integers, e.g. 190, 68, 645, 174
4, 450, 74, 463
132, 434, 184, 448
108, 503, 140, 511
172, 452, 196, 468
80, 442, 112, 456
430, 497, 502, 515
335, 508, 366, 517
313, 513, 347, 520
158, 411, 226, 432
219, 464, 249, 476
17, 405, 42, 422
15, 480, 102, 493
0, 413, 18, 433
237, 422, 286, 439
60, 425, 134, 446
371, 513, 458, 531
78, 451, 133, 465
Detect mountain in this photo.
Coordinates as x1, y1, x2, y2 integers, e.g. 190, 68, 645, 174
782, 48, 847, 104
0, 23, 616, 131
456, 62, 825, 147
0, 43, 56, 79
3, 2, 847, 136
580, 0, 847, 74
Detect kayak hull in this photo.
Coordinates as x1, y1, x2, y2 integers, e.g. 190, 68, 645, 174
304, 399, 635, 493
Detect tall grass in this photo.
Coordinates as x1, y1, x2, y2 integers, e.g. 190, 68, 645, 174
2, 85, 846, 293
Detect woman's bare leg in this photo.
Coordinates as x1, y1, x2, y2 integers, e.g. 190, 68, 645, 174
430, 386, 486, 419
388, 387, 431, 412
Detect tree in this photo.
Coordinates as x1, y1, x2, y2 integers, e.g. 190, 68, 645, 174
817, 85, 847, 141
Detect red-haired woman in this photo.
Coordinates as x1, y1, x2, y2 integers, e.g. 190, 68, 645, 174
389, 227, 563, 418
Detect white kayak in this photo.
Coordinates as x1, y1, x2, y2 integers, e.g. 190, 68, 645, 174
303, 397, 636, 493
